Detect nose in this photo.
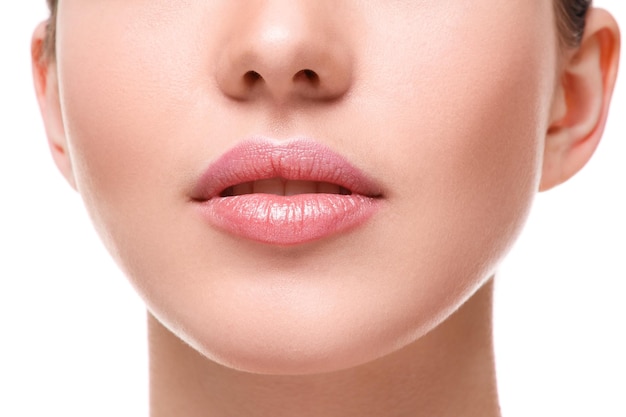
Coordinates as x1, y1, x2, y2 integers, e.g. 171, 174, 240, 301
215, 1, 354, 104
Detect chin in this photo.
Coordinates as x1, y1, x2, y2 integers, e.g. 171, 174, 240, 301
179, 323, 415, 375
148, 277, 457, 376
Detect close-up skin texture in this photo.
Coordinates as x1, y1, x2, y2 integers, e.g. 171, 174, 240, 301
30, 1, 620, 416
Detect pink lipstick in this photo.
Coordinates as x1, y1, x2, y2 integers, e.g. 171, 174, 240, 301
191, 139, 383, 245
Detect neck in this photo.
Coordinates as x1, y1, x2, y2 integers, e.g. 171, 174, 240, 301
148, 280, 500, 417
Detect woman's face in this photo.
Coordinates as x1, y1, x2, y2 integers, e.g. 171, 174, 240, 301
53, 0, 559, 373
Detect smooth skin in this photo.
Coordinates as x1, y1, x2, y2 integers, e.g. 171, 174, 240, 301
32, 1, 619, 416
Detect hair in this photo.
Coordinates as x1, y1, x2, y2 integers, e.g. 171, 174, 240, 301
42, 1, 592, 57
556, 0, 593, 47
43, 0, 57, 61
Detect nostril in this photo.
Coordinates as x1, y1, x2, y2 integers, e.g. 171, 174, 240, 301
244, 70, 263, 86
294, 69, 320, 86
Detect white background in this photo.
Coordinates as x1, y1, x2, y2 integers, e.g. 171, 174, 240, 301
1, 2, 624, 416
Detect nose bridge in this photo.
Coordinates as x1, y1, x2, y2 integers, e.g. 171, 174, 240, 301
216, 0, 353, 103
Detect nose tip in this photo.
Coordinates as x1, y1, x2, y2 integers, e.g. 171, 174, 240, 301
215, 5, 353, 104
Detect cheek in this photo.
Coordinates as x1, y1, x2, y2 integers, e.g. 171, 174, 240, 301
340, 6, 559, 321
359, 5, 556, 263
432, 23, 553, 233
55, 4, 221, 257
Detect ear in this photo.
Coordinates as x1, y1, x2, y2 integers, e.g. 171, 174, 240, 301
540, 8, 620, 191
31, 21, 77, 190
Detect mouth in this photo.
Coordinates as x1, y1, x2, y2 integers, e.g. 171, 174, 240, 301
191, 138, 383, 245
219, 178, 352, 197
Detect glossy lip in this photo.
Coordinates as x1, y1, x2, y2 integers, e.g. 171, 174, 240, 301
191, 138, 384, 245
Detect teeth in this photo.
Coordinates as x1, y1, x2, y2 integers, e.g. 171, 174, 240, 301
253, 178, 284, 195
285, 180, 317, 196
222, 178, 351, 197
317, 182, 341, 194
232, 182, 253, 196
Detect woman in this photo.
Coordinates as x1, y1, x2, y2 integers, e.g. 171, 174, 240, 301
30, 1, 620, 416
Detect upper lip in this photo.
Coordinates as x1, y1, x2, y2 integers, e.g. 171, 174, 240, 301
191, 138, 384, 201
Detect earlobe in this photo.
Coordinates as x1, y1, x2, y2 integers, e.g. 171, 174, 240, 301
31, 21, 77, 190
540, 8, 620, 192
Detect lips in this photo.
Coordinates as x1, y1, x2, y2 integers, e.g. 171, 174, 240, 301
191, 139, 383, 245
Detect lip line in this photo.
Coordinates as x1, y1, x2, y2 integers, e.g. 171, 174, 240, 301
191, 138, 384, 201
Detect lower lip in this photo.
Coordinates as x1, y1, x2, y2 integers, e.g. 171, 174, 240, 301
196, 193, 379, 245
